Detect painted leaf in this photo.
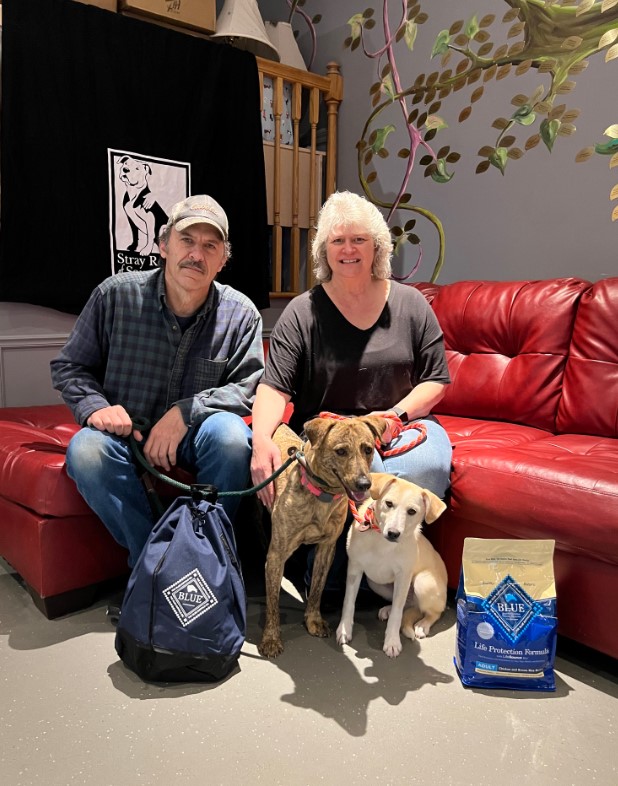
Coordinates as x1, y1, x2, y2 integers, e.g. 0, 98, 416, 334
480, 14, 496, 28
507, 22, 525, 39
512, 105, 536, 126
347, 14, 364, 41
610, 183, 618, 201
471, 86, 484, 103
561, 36, 583, 51
599, 30, 618, 50
611, 153, 618, 168
507, 147, 523, 160
604, 124, 618, 139
381, 74, 396, 101
489, 147, 508, 174
465, 15, 479, 39
602, 0, 618, 11
405, 20, 418, 51
511, 94, 529, 106
612, 204, 618, 222
476, 160, 491, 174
541, 118, 561, 151
576, 0, 594, 16
478, 145, 494, 157
370, 125, 396, 154
425, 115, 448, 131
525, 134, 541, 150
557, 123, 576, 137
430, 158, 454, 183
393, 233, 408, 256
595, 138, 618, 154
431, 30, 451, 58
515, 60, 532, 76
606, 44, 618, 63
575, 146, 595, 163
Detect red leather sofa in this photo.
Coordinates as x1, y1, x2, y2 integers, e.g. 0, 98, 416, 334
413, 277, 618, 660
0, 277, 617, 660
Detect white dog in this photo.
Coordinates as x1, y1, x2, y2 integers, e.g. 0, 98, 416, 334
336, 472, 448, 658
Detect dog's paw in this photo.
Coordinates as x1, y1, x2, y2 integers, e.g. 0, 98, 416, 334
306, 615, 331, 638
383, 637, 403, 658
258, 636, 285, 658
414, 624, 428, 639
378, 604, 392, 622
336, 622, 353, 645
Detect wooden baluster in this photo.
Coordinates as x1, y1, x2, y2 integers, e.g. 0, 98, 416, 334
307, 86, 321, 290
290, 81, 302, 295
324, 62, 343, 199
272, 76, 283, 294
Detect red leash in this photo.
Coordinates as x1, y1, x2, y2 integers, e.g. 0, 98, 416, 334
318, 411, 427, 457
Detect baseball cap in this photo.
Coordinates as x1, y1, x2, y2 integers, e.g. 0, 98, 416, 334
164, 194, 229, 240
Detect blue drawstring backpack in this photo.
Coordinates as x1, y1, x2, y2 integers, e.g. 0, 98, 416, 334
115, 495, 247, 683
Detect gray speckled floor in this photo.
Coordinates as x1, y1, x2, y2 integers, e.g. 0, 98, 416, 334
1, 558, 616, 786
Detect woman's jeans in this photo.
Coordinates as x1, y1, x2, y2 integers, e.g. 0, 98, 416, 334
305, 416, 453, 592
66, 412, 252, 567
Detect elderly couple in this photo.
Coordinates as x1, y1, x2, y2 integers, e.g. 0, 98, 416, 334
51, 192, 452, 602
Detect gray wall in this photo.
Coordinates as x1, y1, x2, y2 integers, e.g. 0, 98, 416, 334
269, 0, 617, 284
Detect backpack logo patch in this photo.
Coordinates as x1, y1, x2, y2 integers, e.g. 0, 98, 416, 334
163, 569, 218, 627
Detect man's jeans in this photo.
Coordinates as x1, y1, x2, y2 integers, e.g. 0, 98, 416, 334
66, 412, 252, 567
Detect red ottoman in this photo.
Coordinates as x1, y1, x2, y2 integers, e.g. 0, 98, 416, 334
0, 404, 129, 617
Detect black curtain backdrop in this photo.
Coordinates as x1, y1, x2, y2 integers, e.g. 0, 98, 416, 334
0, 0, 271, 312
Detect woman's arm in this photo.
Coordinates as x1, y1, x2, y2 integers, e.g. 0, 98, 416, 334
250, 383, 292, 509
371, 381, 447, 442
394, 381, 447, 421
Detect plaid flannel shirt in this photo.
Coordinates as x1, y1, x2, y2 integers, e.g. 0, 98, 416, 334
51, 270, 264, 427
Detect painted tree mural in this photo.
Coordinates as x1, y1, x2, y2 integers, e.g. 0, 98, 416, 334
345, 0, 618, 281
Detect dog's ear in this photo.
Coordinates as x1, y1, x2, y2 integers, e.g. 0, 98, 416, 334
360, 415, 389, 441
370, 472, 398, 500
421, 489, 447, 523
303, 417, 336, 449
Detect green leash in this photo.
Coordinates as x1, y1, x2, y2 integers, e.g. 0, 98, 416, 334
129, 417, 298, 504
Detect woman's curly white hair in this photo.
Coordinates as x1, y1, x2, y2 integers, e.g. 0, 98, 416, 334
311, 191, 393, 283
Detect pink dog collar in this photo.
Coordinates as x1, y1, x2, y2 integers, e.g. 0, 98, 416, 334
299, 464, 343, 503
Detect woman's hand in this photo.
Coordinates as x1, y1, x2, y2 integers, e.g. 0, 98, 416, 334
251, 437, 282, 510
368, 410, 399, 444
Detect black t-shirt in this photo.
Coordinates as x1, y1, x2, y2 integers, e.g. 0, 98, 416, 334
263, 282, 450, 433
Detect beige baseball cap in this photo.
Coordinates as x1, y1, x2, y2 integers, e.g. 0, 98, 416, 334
164, 195, 229, 240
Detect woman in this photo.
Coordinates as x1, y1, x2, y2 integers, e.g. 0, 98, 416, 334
251, 190, 452, 510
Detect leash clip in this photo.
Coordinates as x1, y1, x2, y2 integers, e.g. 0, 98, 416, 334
190, 484, 219, 504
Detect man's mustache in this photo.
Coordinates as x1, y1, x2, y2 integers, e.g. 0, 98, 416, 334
179, 260, 204, 272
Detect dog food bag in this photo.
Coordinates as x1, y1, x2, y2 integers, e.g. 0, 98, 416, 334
455, 538, 557, 691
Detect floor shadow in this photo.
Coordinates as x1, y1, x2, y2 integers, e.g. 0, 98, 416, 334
243, 594, 455, 737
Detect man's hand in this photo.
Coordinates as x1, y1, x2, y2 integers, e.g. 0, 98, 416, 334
138, 406, 188, 471
87, 405, 133, 436
251, 437, 282, 511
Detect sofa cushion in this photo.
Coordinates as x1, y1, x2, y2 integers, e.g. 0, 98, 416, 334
448, 433, 618, 566
0, 422, 90, 517
557, 277, 618, 437
421, 278, 590, 431
435, 414, 549, 456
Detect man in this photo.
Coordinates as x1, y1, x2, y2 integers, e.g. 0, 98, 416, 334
51, 195, 264, 569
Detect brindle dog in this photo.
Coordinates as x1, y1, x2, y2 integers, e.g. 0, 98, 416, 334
258, 415, 388, 658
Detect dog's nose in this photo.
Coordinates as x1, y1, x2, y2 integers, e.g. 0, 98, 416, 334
386, 530, 400, 542
355, 476, 371, 492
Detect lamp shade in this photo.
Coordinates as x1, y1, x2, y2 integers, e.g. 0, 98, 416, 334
265, 21, 306, 71
211, 0, 280, 62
